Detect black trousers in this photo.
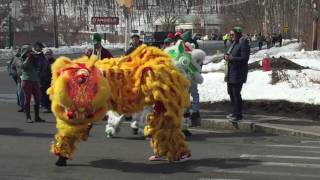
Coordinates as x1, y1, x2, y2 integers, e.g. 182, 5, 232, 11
227, 83, 243, 118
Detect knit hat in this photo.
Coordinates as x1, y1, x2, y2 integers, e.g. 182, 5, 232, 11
167, 32, 175, 39
175, 31, 182, 37
34, 42, 44, 49
21, 45, 33, 57
180, 31, 191, 41
233, 26, 242, 33
93, 33, 102, 44
131, 34, 140, 39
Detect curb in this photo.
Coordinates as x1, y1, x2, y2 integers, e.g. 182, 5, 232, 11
201, 118, 320, 138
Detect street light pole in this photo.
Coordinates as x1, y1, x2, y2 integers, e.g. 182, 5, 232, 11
297, 0, 300, 41
312, 0, 319, 50
8, 16, 13, 49
53, 0, 59, 48
124, 7, 130, 52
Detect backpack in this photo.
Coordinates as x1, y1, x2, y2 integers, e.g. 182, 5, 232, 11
6, 57, 18, 83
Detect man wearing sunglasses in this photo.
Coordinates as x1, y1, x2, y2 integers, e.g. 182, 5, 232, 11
224, 27, 250, 122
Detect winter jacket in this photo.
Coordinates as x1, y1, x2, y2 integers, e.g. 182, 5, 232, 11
93, 47, 113, 59
8, 56, 23, 83
42, 57, 55, 85
21, 56, 39, 81
34, 52, 48, 82
125, 41, 143, 55
225, 38, 250, 84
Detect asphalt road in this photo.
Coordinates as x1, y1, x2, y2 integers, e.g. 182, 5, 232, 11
0, 40, 317, 180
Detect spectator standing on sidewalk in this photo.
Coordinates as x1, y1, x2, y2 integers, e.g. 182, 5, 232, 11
162, 38, 173, 49
20, 45, 45, 123
8, 48, 25, 112
223, 33, 230, 48
224, 27, 250, 122
90, 33, 113, 60
257, 32, 264, 50
125, 34, 143, 55
33, 42, 49, 112
265, 33, 272, 49
278, 33, 283, 47
41, 49, 55, 113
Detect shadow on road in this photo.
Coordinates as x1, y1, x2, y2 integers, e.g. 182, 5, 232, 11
0, 127, 53, 138
82, 158, 261, 174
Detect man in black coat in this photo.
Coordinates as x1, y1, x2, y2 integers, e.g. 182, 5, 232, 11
224, 27, 250, 122
125, 35, 143, 55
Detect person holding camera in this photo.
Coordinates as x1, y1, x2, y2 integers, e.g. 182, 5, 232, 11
20, 45, 45, 123
224, 27, 250, 122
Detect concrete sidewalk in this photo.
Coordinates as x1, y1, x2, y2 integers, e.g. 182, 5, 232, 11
199, 109, 320, 138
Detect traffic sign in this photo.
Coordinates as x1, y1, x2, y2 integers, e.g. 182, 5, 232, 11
91, 17, 119, 25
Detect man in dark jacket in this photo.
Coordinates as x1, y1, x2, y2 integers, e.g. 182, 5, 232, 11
41, 49, 55, 113
257, 32, 264, 50
125, 34, 143, 55
92, 33, 113, 59
33, 42, 50, 112
224, 27, 250, 122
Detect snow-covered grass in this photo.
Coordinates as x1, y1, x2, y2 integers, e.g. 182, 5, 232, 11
200, 70, 320, 104
47, 42, 124, 55
200, 41, 320, 105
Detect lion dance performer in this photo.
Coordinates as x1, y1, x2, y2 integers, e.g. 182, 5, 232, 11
48, 45, 191, 166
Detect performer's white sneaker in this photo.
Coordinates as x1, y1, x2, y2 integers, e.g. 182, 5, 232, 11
174, 154, 192, 163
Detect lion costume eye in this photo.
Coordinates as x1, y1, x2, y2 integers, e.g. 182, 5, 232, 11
76, 69, 90, 84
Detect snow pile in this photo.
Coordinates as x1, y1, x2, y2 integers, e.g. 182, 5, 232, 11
249, 42, 302, 63
48, 42, 124, 55
199, 70, 320, 104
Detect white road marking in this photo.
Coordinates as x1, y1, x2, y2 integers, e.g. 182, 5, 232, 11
301, 140, 320, 144
225, 160, 320, 168
198, 179, 242, 180
189, 128, 230, 133
240, 154, 320, 160
265, 144, 320, 149
302, 151, 320, 154
212, 169, 320, 178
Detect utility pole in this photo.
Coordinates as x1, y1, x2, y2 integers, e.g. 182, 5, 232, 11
53, 0, 59, 48
215, 0, 219, 13
115, 0, 132, 52
8, 0, 19, 49
8, 16, 13, 48
124, 7, 130, 52
297, 0, 300, 42
312, 0, 319, 50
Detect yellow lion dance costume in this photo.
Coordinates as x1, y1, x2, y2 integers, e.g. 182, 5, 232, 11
48, 45, 191, 166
